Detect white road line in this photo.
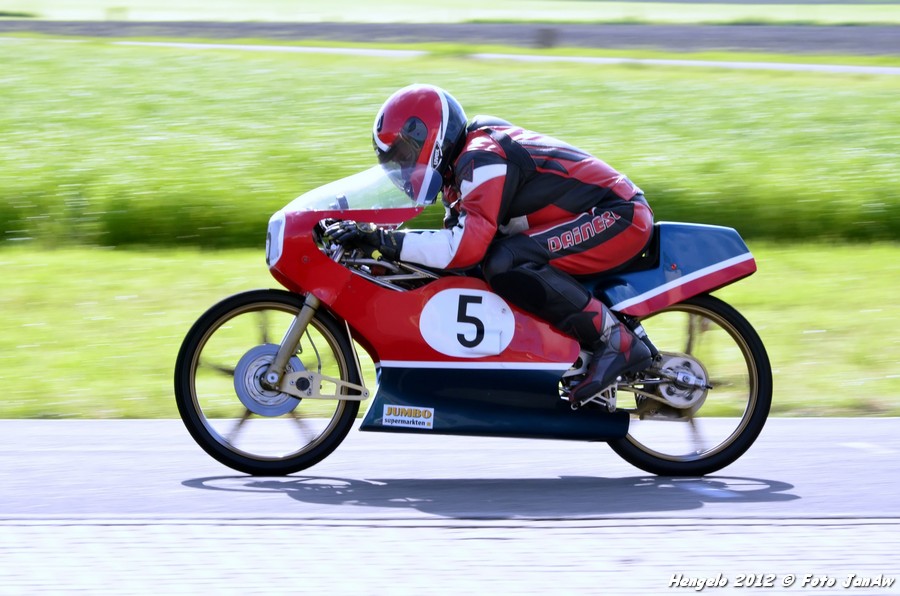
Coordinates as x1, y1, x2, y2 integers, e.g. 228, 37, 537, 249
114, 40, 427, 58
474, 52, 900, 75
109, 40, 900, 75
4, 36, 896, 75
839, 442, 899, 456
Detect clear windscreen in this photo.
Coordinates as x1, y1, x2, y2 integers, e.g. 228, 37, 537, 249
281, 166, 421, 213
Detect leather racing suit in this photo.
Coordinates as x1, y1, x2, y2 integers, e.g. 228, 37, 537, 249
398, 121, 654, 335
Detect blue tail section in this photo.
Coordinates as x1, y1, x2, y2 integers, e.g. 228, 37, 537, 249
588, 222, 756, 317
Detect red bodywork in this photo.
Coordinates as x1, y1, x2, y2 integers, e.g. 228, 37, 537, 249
268, 209, 580, 367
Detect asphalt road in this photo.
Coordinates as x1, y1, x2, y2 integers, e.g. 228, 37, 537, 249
1, 418, 898, 594
2, 20, 899, 55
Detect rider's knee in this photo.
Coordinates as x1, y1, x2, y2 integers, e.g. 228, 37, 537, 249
482, 244, 516, 282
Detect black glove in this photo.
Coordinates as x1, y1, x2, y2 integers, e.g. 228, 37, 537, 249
330, 220, 379, 246
330, 221, 403, 261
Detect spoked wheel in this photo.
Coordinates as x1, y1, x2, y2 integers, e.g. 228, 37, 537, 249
609, 294, 772, 476
174, 289, 361, 475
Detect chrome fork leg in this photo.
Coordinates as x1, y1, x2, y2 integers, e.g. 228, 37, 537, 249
263, 294, 321, 387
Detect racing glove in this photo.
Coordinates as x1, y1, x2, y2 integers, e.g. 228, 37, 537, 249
330, 220, 403, 261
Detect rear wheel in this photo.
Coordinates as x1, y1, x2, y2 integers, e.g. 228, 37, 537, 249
609, 294, 772, 476
174, 289, 360, 475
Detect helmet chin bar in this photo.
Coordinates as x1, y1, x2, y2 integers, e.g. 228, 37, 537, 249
414, 167, 443, 205
383, 162, 443, 206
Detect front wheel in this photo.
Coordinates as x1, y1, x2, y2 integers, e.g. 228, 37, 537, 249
174, 289, 361, 475
609, 294, 772, 476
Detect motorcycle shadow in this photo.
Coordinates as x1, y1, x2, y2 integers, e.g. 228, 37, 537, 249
183, 475, 798, 519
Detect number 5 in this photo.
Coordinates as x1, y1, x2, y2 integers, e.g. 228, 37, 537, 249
456, 295, 485, 348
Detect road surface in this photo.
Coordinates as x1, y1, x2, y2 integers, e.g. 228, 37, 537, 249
1, 21, 899, 56
1, 418, 898, 594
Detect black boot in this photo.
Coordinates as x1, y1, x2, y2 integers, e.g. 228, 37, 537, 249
556, 297, 654, 402
570, 321, 653, 402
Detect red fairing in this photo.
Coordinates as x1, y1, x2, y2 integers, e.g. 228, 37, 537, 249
269, 210, 579, 366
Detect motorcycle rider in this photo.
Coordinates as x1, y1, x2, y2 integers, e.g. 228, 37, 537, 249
332, 84, 654, 402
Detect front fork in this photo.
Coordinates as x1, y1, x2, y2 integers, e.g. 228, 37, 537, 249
262, 293, 369, 401
263, 294, 322, 388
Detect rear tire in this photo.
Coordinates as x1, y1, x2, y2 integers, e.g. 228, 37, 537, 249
609, 294, 772, 476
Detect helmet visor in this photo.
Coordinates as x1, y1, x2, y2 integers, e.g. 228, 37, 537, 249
377, 141, 442, 205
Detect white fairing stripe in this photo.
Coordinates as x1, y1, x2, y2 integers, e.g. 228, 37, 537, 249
610, 252, 755, 311
401, 162, 508, 268
379, 360, 572, 371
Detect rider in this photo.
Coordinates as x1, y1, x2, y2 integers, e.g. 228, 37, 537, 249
332, 84, 654, 402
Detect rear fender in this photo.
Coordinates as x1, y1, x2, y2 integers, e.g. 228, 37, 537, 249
590, 222, 756, 317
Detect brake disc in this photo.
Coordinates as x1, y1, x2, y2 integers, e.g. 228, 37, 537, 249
233, 344, 304, 417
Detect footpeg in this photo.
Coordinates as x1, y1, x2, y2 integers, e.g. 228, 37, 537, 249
571, 385, 617, 413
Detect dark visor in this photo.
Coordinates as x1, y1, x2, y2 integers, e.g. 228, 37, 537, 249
377, 135, 422, 199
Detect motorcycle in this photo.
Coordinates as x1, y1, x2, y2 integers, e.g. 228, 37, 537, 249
175, 166, 772, 477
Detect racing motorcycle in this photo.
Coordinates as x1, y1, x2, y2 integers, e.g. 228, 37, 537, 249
174, 166, 772, 477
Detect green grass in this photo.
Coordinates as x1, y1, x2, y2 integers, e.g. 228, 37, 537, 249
0, 244, 897, 418
1, 37, 898, 247
5, 0, 900, 25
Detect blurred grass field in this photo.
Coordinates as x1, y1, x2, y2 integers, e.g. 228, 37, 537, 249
5, 0, 900, 25
0, 32, 897, 418
1, 38, 898, 247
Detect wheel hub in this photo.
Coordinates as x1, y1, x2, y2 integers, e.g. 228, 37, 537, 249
654, 353, 711, 411
233, 344, 305, 416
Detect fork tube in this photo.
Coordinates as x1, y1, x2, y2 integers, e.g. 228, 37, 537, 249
263, 294, 321, 386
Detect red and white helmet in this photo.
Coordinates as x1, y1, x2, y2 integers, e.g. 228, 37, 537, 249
372, 84, 468, 205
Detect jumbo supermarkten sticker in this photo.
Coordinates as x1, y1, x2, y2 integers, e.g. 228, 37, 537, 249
383, 405, 435, 429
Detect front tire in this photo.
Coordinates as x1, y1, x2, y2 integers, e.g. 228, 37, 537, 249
609, 294, 772, 476
174, 289, 360, 475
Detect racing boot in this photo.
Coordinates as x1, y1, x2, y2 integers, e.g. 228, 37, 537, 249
560, 298, 653, 403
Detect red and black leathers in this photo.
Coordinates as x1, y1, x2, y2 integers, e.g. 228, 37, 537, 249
398, 122, 654, 339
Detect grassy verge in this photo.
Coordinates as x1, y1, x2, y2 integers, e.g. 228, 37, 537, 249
0, 244, 897, 419
3, 0, 900, 25
1, 37, 898, 247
